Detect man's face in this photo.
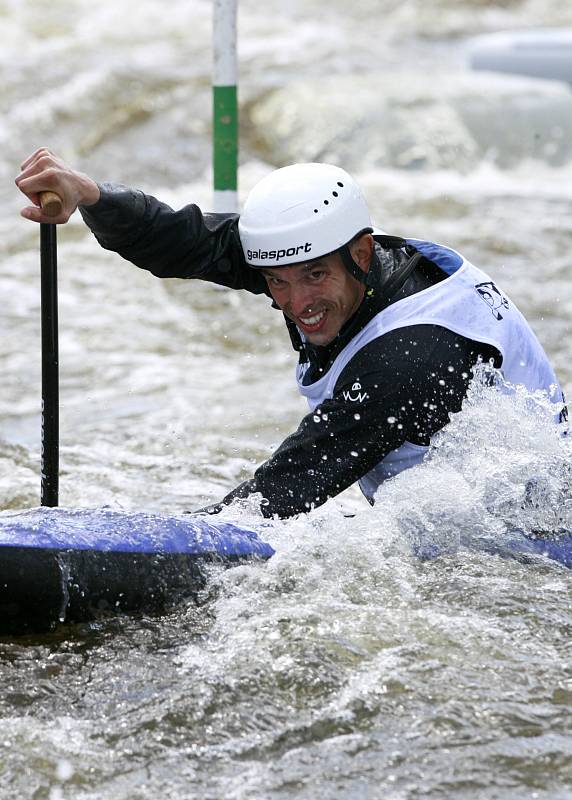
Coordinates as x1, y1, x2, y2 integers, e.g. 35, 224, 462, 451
261, 241, 370, 346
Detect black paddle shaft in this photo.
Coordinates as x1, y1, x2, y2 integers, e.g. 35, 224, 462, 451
40, 223, 59, 507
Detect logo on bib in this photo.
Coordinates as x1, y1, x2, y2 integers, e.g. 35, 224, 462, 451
475, 281, 509, 321
343, 382, 369, 403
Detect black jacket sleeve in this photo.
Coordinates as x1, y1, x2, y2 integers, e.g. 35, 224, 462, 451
79, 183, 268, 294
206, 325, 501, 518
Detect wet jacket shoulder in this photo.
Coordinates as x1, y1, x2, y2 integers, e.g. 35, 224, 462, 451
79, 182, 268, 294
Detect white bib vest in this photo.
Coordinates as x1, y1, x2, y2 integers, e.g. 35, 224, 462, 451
295, 240, 564, 503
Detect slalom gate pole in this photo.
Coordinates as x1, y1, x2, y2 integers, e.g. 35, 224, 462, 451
213, 0, 238, 212
39, 191, 63, 507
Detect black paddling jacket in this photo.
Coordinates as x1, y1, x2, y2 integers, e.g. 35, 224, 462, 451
80, 184, 500, 518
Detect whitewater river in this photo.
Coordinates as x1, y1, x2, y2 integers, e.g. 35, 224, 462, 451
1, 0, 572, 798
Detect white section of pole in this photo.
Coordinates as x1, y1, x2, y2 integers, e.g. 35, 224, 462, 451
213, 190, 239, 214
213, 0, 237, 87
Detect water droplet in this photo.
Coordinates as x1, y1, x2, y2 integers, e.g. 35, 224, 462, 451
56, 760, 74, 781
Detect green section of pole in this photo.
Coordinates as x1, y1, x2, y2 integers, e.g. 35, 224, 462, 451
213, 84, 238, 192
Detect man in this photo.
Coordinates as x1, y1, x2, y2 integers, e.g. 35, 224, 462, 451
16, 149, 566, 518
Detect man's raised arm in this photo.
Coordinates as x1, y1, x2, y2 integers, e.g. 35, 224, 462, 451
16, 148, 267, 292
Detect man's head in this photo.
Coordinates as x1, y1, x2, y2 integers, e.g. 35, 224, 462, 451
238, 163, 375, 345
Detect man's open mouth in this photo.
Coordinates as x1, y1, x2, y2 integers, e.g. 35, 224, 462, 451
299, 309, 327, 330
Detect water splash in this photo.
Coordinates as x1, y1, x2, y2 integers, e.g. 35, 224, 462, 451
370, 372, 571, 561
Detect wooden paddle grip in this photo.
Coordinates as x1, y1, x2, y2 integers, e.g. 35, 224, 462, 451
40, 191, 63, 218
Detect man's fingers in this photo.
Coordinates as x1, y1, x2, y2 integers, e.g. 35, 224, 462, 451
19, 147, 53, 172
20, 204, 69, 225
16, 173, 58, 200
17, 152, 61, 189
16, 160, 58, 187
21, 205, 46, 223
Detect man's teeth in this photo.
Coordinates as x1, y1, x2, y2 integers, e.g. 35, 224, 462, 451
300, 310, 326, 326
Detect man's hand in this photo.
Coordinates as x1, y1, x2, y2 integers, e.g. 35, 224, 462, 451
15, 148, 100, 224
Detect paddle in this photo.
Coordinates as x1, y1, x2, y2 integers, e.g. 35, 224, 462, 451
39, 191, 63, 507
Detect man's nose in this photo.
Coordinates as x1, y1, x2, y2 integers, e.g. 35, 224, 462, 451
289, 283, 316, 316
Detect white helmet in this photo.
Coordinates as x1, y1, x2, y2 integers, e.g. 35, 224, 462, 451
238, 163, 372, 267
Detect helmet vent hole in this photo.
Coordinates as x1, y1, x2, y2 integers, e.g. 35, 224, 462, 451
337, 182, 344, 187
324, 200, 329, 205
332, 191, 338, 197
314, 209, 318, 213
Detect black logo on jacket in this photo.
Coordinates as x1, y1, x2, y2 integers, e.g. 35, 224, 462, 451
475, 281, 509, 321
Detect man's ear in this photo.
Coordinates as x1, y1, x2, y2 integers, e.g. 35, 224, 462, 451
350, 233, 374, 274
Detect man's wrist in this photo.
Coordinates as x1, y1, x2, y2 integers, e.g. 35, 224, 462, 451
77, 175, 101, 207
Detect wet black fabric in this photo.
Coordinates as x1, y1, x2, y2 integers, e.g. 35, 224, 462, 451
80, 183, 266, 292
80, 185, 501, 518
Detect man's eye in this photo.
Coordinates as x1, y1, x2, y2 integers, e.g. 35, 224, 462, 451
310, 271, 324, 281
268, 277, 284, 287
